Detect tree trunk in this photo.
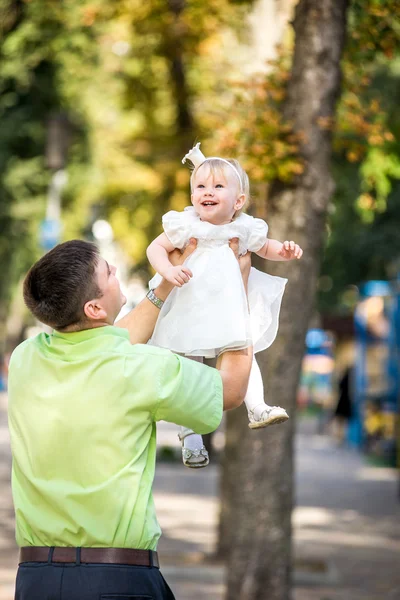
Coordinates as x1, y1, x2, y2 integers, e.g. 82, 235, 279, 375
165, 0, 194, 135
223, 2, 349, 599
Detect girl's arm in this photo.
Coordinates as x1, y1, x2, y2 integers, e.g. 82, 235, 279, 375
117, 240, 197, 343
255, 238, 303, 262
147, 233, 193, 287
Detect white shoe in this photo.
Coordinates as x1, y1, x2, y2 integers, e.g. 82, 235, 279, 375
248, 404, 289, 429
178, 429, 210, 469
181, 445, 209, 468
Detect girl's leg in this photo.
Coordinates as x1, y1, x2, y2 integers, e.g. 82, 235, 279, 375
245, 357, 289, 429
178, 356, 209, 468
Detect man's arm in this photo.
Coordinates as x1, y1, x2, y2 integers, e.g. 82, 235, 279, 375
119, 238, 253, 412
115, 239, 197, 344
154, 345, 252, 434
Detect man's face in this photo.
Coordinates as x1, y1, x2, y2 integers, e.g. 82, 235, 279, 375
95, 258, 126, 323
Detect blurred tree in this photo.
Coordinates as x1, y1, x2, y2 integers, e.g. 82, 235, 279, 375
0, 0, 62, 349
1, 0, 259, 351
220, 2, 349, 599
0, 0, 101, 348
83, 0, 255, 269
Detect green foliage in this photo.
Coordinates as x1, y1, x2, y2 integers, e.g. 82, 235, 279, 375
0, 0, 97, 342
0, 1, 57, 323
346, 0, 400, 61
333, 1, 400, 225
357, 148, 400, 221
320, 17, 400, 311
319, 161, 400, 313
60, 0, 254, 266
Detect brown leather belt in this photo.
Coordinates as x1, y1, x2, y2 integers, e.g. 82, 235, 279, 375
19, 547, 159, 568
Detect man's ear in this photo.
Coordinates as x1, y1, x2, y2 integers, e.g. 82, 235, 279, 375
83, 299, 107, 322
235, 193, 246, 211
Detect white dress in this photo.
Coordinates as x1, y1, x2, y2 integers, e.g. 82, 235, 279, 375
149, 207, 287, 358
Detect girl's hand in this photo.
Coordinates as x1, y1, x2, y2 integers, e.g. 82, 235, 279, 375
278, 240, 303, 260
164, 264, 193, 287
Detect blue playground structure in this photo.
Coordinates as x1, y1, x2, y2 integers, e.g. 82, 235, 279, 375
350, 278, 400, 466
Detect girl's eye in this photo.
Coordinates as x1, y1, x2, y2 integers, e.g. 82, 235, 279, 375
197, 184, 205, 188
215, 184, 224, 188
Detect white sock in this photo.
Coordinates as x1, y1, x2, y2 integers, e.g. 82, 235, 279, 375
184, 433, 204, 451
179, 430, 206, 465
244, 358, 288, 422
244, 358, 269, 412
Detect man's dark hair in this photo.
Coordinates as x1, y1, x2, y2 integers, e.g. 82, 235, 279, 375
23, 240, 102, 330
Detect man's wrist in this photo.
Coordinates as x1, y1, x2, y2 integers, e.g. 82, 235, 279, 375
146, 289, 165, 309
153, 279, 174, 301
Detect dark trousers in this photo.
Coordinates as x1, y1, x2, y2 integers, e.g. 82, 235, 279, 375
15, 562, 176, 600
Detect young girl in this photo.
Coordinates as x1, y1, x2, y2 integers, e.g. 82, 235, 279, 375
147, 143, 303, 468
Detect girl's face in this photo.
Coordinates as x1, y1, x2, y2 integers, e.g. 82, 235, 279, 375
191, 163, 246, 225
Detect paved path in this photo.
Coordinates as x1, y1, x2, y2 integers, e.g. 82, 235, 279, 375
1, 393, 399, 599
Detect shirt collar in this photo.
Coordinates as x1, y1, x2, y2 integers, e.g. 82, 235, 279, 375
52, 325, 130, 342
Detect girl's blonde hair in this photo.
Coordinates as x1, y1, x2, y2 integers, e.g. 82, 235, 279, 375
190, 158, 250, 218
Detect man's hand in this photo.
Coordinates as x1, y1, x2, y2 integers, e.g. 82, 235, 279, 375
169, 238, 197, 267
229, 237, 251, 291
278, 240, 303, 260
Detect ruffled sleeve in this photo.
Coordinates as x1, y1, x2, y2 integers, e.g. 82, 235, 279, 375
247, 217, 269, 252
162, 210, 190, 249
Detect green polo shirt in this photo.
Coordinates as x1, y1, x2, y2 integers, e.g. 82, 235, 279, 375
8, 325, 223, 550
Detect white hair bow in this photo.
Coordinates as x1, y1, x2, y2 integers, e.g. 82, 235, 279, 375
182, 142, 244, 192
182, 142, 206, 168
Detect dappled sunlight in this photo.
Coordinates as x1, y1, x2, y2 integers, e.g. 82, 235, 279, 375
296, 527, 400, 551
293, 506, 335, 527
356, 466, 398, 482
293, 502, 400, 552
154, 492, 218, 553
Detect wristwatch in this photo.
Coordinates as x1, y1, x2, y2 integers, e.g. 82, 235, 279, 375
146, 288, 164, 309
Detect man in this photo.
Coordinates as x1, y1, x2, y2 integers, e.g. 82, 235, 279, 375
8, 238, 252, 600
